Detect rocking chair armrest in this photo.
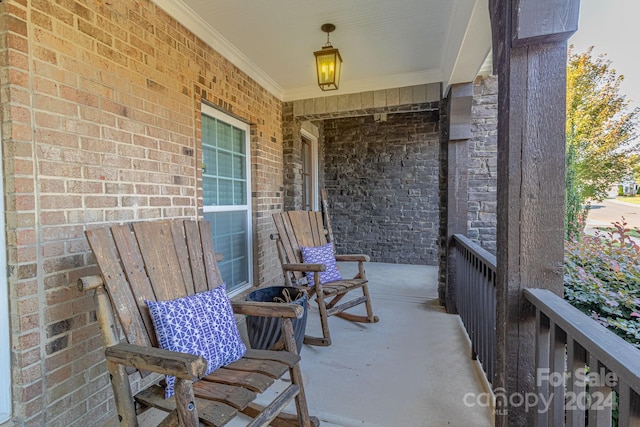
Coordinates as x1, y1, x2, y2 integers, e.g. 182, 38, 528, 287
77, 275, 105, 292
281, 262, 326, 272
335, 254, 370, 262
231, 301, 304, 319
105, 342, 208, 380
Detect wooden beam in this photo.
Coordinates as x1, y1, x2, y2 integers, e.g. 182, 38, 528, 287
445, 83, 473, 313
449, 83, 474, 141
438, 96, 451, 306
490, 0, 579, 425
513, 0, 580, 46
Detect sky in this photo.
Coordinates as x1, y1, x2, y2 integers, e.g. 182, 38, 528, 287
569, 0, 640, 111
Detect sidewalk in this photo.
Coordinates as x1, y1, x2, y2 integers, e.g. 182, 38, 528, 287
585, 198, 640, 244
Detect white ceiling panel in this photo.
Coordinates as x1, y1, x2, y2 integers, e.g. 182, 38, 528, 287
153, 0, 491, 101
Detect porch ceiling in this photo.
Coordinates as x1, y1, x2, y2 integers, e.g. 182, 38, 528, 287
153, 0, 492, 102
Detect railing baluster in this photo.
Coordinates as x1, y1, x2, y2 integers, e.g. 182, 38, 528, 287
567, 339, 587, 427
617, 381, 640, 427
488, 269, 496, 381
549, 322, 566, 427
536, 309, 551, 427
588, 355, 613, 427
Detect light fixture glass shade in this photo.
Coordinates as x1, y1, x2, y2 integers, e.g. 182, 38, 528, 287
314, 46, 342, 91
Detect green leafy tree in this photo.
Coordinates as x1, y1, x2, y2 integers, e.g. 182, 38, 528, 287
630, 154, 640, 186
565, 143, 584, 239
566, 46, 639, 204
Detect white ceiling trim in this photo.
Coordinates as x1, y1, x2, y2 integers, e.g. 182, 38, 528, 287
440, 0, 476, 91
151, 0, 285, 100
282, 69, 444, 103
445, 0, 492, 88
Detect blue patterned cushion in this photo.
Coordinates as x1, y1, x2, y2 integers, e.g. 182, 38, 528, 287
300, 242, 343, 285
146, 285, 246, 398
198, 286, 247, 365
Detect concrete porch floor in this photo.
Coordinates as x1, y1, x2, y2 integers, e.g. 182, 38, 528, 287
138, 262, 495, 426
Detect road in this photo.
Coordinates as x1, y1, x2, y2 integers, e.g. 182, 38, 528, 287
586, 198, 640, 230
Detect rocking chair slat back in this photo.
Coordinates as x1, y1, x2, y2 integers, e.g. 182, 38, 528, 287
82, 218, 316, 426
86, 225, 155, 349
183, 220, 208, 294
288, 210, 326, 248
131, 221, 190, 300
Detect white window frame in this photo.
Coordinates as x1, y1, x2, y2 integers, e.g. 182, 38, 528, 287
0, 123, 11, 422
300, 128, 319, 211
201, 104, 253, 297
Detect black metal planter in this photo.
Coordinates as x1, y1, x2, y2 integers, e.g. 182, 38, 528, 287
245, 286, 308, 354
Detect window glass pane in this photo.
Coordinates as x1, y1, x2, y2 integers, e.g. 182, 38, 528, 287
215, 234, 232, 257
233, 128, 245, 153
218, 179, 234, 205
218, 151, 233, 178
301, 136, 314, 211
217, 121, 233, 151
232, 258, 248, 285
203, 180, 217, 206
233, 154, 245, 179
202, 145, 217, 176
218, 262, 232, 286
233, 181, 246, 205
232, 234, 246, 257
214, 211, 231, 234
302, 141, 310, 174
231, 211, 245, 233
202, 115, 213, 143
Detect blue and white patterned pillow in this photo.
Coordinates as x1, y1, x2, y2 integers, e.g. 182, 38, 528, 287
146, 285, 246, 398
197, 285, 247, 365
300, 242, 343, 285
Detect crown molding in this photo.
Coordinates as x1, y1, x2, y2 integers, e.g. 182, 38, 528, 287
152, 0, 284, 100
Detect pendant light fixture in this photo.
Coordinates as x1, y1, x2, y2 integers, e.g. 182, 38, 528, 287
314, 23, 342, 91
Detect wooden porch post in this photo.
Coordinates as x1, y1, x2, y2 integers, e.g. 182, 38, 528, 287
444, 83, 473, 313
489, 0, 580, 425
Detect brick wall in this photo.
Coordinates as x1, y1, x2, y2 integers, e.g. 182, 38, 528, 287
1, 1, 283, 425
468, 75, 498, 253
323, 112, 440, 264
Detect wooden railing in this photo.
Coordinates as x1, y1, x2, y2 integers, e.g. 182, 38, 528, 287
451, 234, 496, 385
525, 288, 640, 426
452, 233, 640, 424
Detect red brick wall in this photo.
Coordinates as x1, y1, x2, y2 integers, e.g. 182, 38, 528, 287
1, 1, 283, 425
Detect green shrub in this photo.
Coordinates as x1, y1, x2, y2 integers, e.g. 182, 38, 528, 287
618, 185, 624, 196
564, 218, 640, 349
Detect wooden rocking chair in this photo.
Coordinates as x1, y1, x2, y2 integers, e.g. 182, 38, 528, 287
271, 194, 379, 347
79, 219, 317, 427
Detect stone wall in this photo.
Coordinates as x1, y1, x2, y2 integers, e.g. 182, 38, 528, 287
323, 112, 440, 264
468, 75, 498, 253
